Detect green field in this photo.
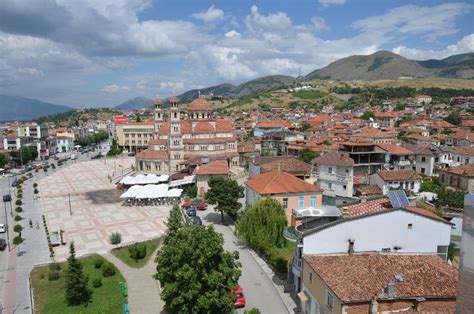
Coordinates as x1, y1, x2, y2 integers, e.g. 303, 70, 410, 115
111, 237, 162, 268
293, 90, 326, 99
31, 255, 125, 314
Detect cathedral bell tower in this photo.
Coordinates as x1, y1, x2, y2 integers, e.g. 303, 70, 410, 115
168, 96, 184, 173
153, 98, 163, 138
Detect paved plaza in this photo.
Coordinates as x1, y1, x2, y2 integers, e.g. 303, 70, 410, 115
39, 158, 170, 261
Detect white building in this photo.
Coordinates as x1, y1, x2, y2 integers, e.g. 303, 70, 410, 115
369, 169, 421, 195
290, 204, 452, 293
56, 136, 74, 153
312, 152, 354, 198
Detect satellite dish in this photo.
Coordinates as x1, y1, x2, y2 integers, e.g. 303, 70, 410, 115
369, 117, 374, 122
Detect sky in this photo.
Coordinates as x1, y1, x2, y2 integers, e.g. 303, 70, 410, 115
0, 0, 473, 108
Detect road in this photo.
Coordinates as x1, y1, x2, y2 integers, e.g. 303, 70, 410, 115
197, 208, 290, 314
0, 175, 13, 309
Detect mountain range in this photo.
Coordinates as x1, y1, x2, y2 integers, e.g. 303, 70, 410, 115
2, 51, 473, 116
0, 94, 72, 122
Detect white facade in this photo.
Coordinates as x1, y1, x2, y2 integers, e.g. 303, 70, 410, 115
369, 173, 420, 195
302, 210, 451, 256
415, 154, 435, 176
314, 164, 353, 198
56, 138, 74, 152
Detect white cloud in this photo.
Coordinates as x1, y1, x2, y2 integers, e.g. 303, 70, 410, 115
192, 5, 224, 23
245, 5, 292, 33
353, 3, 473, 42
135, 80, 147, 90
159, 81, 185, 90
311, 17, 330, 33
101, 84, 128, 93
393, 33, 474, 60
318, 0, 346, 7
225, 30, 241, 38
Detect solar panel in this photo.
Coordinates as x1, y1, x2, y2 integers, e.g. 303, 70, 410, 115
387, 190, 410, 208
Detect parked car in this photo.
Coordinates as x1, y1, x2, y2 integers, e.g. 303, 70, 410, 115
0, 239, 6, 251
3, 195, 12, 202
25, 165, 35, 172
26, 173, 33, 179
186, 207, 197, 217
11, 179, 18, 187
232, 286, 246, 308
0, 224, 5, 233
192, 216, 202, 225
181, 198, 208, 210
70, 155, 76, 160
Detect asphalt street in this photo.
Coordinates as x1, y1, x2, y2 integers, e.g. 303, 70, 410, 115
197, 208, 290, 314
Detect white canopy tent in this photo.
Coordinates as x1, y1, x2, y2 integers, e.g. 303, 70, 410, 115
169, 175, 195, 188
119, 174, 169, 185
120, 185, 142, 198
121, 184, 177, 200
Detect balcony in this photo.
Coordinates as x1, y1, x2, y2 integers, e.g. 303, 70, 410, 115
291, 257, 302, 277
283, 226, 301, 242
316, 172, 350, 182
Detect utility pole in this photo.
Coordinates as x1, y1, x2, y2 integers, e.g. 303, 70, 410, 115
68, 193, 72, 216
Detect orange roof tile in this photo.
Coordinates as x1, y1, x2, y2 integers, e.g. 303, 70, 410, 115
187, 98, 212, 111
304, 254, 458, 303
256, 120, 293, 129
341, 198, 390, 217
245, 170, 322, 194
377, 169, 421, 181
215, 119, 234, 132
193, 121, 215, 134
135, 149, 168, 160
405, 206, 447, 222
377, 143, 414, 155
193, 160, 229, 175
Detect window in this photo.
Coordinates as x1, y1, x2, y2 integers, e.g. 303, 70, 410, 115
308, 271, 313, 284
435, 157, 439, 162
421, 167, 425, 174
173, 112, 177, 119
282, 198, 288, 208
328, 182, 332, 190
311, 196, 316, 207
408, 223, 413, 229
326, 291, 334, 311
298, 196, 304, 207
437, 245, 448, 260
328, 167, 333, 174
343, 185, 346, 190
382, 248, 391, 252
421, 157, 426, 162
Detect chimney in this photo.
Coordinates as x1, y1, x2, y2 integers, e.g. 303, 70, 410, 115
348, 239, 355, 255
384, 281, 395, 298
370, 298, 378, 314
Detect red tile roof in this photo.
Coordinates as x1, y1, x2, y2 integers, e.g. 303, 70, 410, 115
193, 121, 215, 134
405, 206, 447, 222
193, 160, 229, 175
341, 198, 390, 217
260, 158, 311, 175
158, 121, 192, 134
374, 111, 396, 118
168, 96, 179, 102
183, 137, 235, 144
312, 152, 354, 167
443, 164, 474, 177
377, 169, 421, 181
215, 119, 233, 132
245, 170, 322, 195
187, 98, 212, 111
377, 143, 414, 155
135, 149, 168, 160
304, 254, 458, 303
148, 139, 167, 145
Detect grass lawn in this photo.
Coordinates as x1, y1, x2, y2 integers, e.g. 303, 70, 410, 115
111, 237, 162, 268
31, 255, 125, 314
293, 90, 326, 99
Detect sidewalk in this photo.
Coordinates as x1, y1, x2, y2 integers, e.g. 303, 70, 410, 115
103, 249, 165, 314
224, 215, 298, 313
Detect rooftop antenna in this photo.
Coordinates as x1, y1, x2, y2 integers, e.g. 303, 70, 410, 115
298, 67, 301, 78
198, 89, 201, 98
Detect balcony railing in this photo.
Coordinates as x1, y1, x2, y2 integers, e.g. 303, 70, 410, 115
283, 226, 301, 242
316, 172, 350, 182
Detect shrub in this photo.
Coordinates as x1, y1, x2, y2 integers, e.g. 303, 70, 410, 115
128, 243, 147, 261
244, 309, 262, 314
35, 169, 39, 173
94, 257, 104, 269
13, 224, 23, 233
92, 277, 102, 288
101, 263, 116, 277
15, 206, 22, 213
15, 200, 22, 206
110, 232, 122, 245
34, 188, 39, 195
49, 263, 61, 271
44, 168, 48, 172
13, 236, 23, 245
14, 215, 23, 221
33, 183, 38, 188
48, 270, 60, 281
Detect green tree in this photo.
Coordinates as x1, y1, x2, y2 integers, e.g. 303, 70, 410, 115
165, 204, 184, 242
298, 123, 311, 132
65, 242, 90, 306
361, 110, 376, 120
10, 146, 38, 164
236, 198, 288, 250
444, 111, 461, 126
156, 225, 241, 313
299, 148, 317, 164
0, 153, 9, 168
205, 176, 244, 221
107, 138, 122, 156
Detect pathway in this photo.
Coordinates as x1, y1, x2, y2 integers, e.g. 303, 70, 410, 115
103, 249, 165, 314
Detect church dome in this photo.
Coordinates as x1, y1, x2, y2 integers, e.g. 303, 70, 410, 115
187, 98, 212, 111
193, 121, 215, 134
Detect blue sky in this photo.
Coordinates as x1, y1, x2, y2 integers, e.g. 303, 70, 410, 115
0, 0, 473, 108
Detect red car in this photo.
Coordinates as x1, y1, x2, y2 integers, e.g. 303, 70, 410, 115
232, 286, 246, 308
181, 198, 208, 210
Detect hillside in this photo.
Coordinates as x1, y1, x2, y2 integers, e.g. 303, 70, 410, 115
0, 95, 73, 121
304, 51, 474, 81
115, 97, 153, 109
175, 75, 295, 102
